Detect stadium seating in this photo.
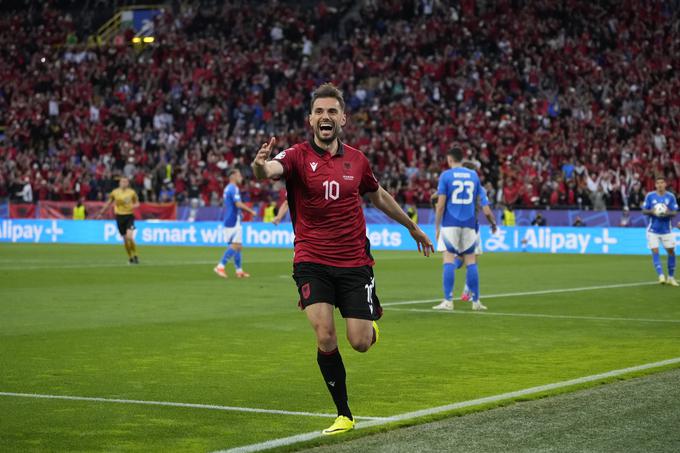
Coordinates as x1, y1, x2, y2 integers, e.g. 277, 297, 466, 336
1, 0, 678, 212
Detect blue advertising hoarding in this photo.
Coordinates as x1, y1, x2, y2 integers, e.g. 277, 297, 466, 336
173, 206, 649, 227
0, 219, 676, 255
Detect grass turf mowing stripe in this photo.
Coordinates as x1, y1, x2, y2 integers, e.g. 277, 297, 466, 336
216, 357, 680, 453
381, 281, 658, 307
0, 392, 388, 421
0, 250, 416, 271
389, 307, 680, 324
0, 247, 414, 271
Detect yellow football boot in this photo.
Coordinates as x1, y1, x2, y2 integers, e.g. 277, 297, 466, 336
322, 415, 355, 435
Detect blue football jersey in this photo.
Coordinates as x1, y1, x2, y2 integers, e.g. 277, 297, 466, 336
643, 191, 678, 234
478, 185, 490, 209
438, 167, 483, 228
223, 183, 242, 227
475, 186, 490, 230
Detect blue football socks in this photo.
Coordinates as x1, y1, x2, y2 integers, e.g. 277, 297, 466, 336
221, 248, 236, 266
668, 254, 676, 278
466, 264, 480, 302
234, 250, 242, 270
652, 252, 663, 276
443, 263, 455, 301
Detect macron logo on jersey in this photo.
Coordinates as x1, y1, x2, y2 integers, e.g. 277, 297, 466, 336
310, 162, 318, 172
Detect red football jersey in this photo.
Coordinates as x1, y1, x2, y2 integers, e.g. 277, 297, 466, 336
274, 140, 379, 267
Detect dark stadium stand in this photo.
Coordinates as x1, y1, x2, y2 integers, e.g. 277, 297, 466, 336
1, 0, 678, 212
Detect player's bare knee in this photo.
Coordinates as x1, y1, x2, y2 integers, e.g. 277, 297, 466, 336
351, 341, 371, 353
348, 335, 372, 353
315, 329, 337, 351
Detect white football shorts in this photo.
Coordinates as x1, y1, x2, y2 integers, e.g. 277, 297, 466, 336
437, 227, 478, 255
224, 223, 243, 244
475, 230, 483, 255
647, 231, 676, 249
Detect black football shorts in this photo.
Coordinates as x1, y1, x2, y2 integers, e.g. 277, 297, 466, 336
115, 214, 136, 236
293, 262, 382, 321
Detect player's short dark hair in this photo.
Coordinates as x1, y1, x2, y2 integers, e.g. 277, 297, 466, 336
655, 174, 666, 181
447, 147, 464, 162
311, 83, 345, 112
227, 168, 240, 178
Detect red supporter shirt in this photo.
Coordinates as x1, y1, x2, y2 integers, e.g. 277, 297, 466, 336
274, 140, 379, 268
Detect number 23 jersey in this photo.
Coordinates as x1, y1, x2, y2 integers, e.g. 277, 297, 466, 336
274, 140, 379, 267
438, 166, 484, 229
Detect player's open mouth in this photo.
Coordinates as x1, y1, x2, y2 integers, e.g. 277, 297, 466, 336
319, 123, 334, 132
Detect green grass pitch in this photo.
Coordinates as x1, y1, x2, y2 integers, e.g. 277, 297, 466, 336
1, 243, 679, 452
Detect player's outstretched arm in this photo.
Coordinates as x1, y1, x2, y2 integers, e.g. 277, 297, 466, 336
434, 194, 446, 243
367, 186, 434, 256
273, 200, 289, 225
482, 205, 498, 234
251, 137, 284, 180
95, 198, 113, 219
235, 201, 257, 218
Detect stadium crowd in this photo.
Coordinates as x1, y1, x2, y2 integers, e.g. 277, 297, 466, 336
1, 0, 679, 212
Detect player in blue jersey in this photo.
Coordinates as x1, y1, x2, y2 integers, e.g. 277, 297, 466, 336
433, 148, 497, 311
214, 169, 257, 279
642, 176, 678, 286
457, 162, 492, 301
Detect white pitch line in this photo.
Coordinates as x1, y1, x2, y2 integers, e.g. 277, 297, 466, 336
0, 258, 291, 272
0, 392, 387, 421
216, 357, 680, 453
0, 260, 217, 271
381, 281, 658, 307
388, 307, 680, 324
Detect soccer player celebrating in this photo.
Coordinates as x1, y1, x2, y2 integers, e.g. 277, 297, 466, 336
251, 83, 433, 435
433, 148, 497, 311
96, 176, 140, 264
214, 169, 257, 279
641, 176, 678, 286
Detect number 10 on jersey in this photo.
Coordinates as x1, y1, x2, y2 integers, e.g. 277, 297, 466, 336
323, 180, 340, 200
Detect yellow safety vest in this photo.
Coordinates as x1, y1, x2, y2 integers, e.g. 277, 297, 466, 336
73, 205, 86, 220
263, 205, 276, 223
407, 209, 418, 224
502, 209, 516, 226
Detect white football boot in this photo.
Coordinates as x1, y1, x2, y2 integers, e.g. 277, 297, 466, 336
433, 299, 454, 311
472, 301, 488, 311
